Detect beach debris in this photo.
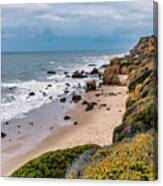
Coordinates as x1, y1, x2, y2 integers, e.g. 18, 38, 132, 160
47, 70, 56, 75
86, 80, 96, 92
73, 121, 78, 125
72, 70, 87, 78
64, 115, 71, 120
72, 94, 81, 103
60, 97, 67, 103
17, 125, 21, 128
1, 132, 6, 138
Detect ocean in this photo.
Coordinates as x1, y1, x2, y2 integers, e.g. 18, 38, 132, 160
1, 51, 121, 122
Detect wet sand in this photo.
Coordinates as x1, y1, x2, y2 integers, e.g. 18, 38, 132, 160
1, 84, 127, 176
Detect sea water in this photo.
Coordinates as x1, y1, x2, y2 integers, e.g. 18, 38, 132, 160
1, 51, 121, 122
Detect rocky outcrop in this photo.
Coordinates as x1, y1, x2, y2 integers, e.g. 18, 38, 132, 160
113, 35, 157, 142
86, 80, 96, 92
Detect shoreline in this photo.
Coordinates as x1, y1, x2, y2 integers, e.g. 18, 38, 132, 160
2, 84, 127, 176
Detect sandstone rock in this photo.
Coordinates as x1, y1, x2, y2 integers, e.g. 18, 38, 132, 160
103, 70, 120, 85
86, 80, 96, 92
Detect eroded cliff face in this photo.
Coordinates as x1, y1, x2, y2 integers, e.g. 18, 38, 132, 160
12, 36, 158, 181
113, 36, 157, 142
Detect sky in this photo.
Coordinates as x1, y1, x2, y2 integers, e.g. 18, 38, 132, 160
1, 0, 154, 53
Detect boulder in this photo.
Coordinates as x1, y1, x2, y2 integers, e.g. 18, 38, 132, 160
60, 97, 67, 103
28, 92, 35, 97
64, 116, 71, 120
103, 70, 120, 85
86, 80, 96, 92
72, 70, 87, 78
90, 68, 99, 75
85, 102, 97, 111
1, 132, 6, 138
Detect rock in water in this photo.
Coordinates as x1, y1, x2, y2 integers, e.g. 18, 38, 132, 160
72, 70, 87, 78
47, 71, 56, 75
28, 92, 35, 97
60, 97, 67, 103
90, 67, 99, 75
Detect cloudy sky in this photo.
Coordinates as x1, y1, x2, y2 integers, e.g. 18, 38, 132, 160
1, 0, 153, 53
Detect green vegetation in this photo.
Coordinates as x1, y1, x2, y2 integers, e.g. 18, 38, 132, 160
82, 133, 157, 180
12, 144, 99, 178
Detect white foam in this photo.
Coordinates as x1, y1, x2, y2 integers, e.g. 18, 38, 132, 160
1, 80, 67, 122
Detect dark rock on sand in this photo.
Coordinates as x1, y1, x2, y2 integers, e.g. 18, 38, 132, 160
86, 80, 96, 92
64, 116, 71, 120
108, 92, 117, 96
74, 121, 78, 125
95, 93, 101, 97
82, 100, 89, 105
85, 102, 96, 112
72, 95, 81, 103
1, 132, 6, 138
100, 103, 107, 107
47, 71, 56, 75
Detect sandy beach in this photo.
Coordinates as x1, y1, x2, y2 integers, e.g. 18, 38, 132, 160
1, 84, 127, 176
